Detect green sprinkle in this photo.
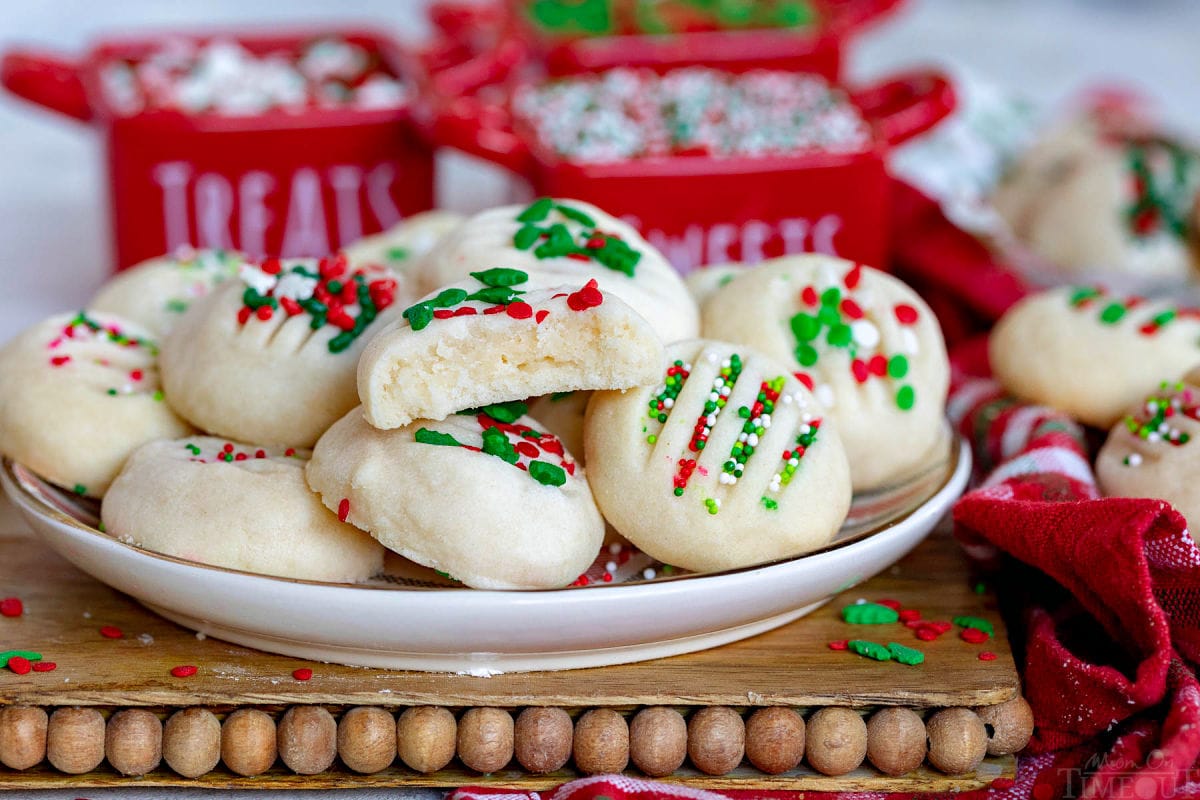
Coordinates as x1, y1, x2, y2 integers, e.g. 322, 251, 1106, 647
646, 434, 657, 444
842, 602, 899, 625
98, 522, 106, 533
470, 268, 529, 287
73, 484, 87, 496
888, 355, 909, 379
704, 498, 719, 515
796, 344, 819, 367
514, 225, 542, 250
1069, 286, 1101, 306
385, 246, 410, 262
974, 582, 987, 595
820, 287, 841, 307
953, 616, 994, 636
431, 288, 468, 308
481, 426, 519, 463
529, 461, 567, 487
464, 401, 528, 424
790, 312, 821, 342
0, 650, 42, 668
827, 324, 852, 348
760, 497, 778, 511
896, 385, 916, 411
152, 390, 164, 402
517, 197, 554, 223
848, 640, 891, 661
414, 428, 463, 447
550, 391, 574, 402
165, 298, 189, 314
887, 642, 925, 665
466, 286, 523, 305
1100, 302, 1127, 324
555, 203, 597, 227
106, 388, 118, 396
402, 303, 433, 331
186, 444, 202, 455
328, 332, 355, 353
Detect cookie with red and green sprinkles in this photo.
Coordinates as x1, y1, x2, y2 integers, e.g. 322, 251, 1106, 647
102, 436, 383, 581
584, 339, 851, 573
700, 256, 950, 491
357, 270, 664, 430
306, 405, 603, 589
91, 247, 245, 336
414, 200, 698, 344
0, 310, 192, 497
343, 210, 466, 275
1097, 374, 1200, 540
160, 254, 407, 447
990, 285, 1200, 428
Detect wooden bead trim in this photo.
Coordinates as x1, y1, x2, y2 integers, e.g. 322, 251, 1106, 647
0, 699, 1032, 781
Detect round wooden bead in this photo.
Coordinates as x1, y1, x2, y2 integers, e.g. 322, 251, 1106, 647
975, 696, 1034, 756
805, 707, 867, 776
397, 706, 457, 773
338, 706, 396, 774
744, 707, 804, 775
46, 707, 105, 775
573, 709, 629, 775
105, 709, 162, 776
515, 707, 573, 774
687, 707, 745, 776
163, 708, 221, 778
457, 707, 514, 774
278, 706, 337, 775
926, 707, 988, 775
629, 706, 687, 778
866, 707, 926, 777
221, 709, 277, 777
0, 706, 48, 770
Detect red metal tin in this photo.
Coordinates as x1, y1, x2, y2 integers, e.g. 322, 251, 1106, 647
430, 68, 955, 273
3, 30, 446, 270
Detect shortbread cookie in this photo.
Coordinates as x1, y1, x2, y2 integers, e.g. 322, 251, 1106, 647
1096, 378, 1200, 539
102, 437, 383, 581
414, 199, 698, 344
685, 263, 742, 305
990, 286, 1200, 428
161, 254, 404, 447
91, 248, 244, 335
701, 256, 950, 490
0, 311, 192, 497
344, 210, 466, 273
527, 391, 591, 465
358, 269, 664, 429
994, 116, 1200, 281
306, 405, 603, 589
584, 340, 851, 572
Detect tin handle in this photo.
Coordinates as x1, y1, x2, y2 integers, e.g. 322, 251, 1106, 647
853, 70, 955, 147
1, 48, 92, 122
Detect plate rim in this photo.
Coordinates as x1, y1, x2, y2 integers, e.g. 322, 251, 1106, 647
1, 435, 968, 599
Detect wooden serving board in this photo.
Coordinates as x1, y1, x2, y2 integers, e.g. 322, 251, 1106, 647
0, 496, 1022, 791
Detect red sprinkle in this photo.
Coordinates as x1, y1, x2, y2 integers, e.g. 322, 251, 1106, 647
483, 305, 506, 315
800, 286, 819, 306
99, 625, 124, 639
285, 448, 296, 457
293, 668, 313, 681
844, 264, 862, 289
337, 498, 350, 523
50, 355, 71, 366
432, 309, 455, 319
960, 627, 990, 644
875, 599, 901, 611
978, 651, 997, 661
452, 306, 478, 317
794, 372, 814, 390
171, 665, 197, 678
506, 301, 533, 320
827, 639, 849, 651
0, 597, 23, 617
516, 441, 540, 459
237, 306, 253, 325
868, 354, 888, 376
261, 258, 282, 275
851, 359, 869, 384
894, 304, 919, 325
535, 309, 549, 324
840, 298, 864, 320
280, 296, 302, 316
255, 305, 273, 321
32, 661, 56, 672
566, 279, 604, 311
898, 609, 922, 623
7, 657, 32, 675
915, 627, 939, 642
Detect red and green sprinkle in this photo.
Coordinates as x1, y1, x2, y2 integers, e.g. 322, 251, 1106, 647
646, 359, 692, 443
236, 254, 397, 353
1121, 382, 1196, 459
673, 353, 743, 501
512, 199, 642, 276
720, 376, 783, 486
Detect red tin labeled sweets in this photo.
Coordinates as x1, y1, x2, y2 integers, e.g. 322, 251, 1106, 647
2, 30, 438, 270
432, 66, 955, 273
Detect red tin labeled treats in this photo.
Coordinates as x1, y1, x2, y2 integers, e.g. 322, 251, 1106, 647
3, 30, 451, 270
432, 65, 955, 273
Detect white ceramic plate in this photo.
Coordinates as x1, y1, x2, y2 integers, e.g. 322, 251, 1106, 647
2, 435, 969, 673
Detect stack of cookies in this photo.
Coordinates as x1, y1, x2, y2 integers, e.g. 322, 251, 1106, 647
0, 199, 953, 589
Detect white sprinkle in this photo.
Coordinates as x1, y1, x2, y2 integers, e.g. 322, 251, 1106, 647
605, 561, 618, 573
273, 270, 319, 301
663, 398, 674, 409
238, 263, 276, 294
82, 611, 92, 619
608, 543, 622, 554
900, 328, 920, 355
642, 568, 657, 580
138, 633, 155, 646
851, 320, 880, 349
782, 394, 793, 405
748, 433, 759, 446
815, 384, 835, 408
195, 632, 207, 641
1126, 453, 1144, 467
